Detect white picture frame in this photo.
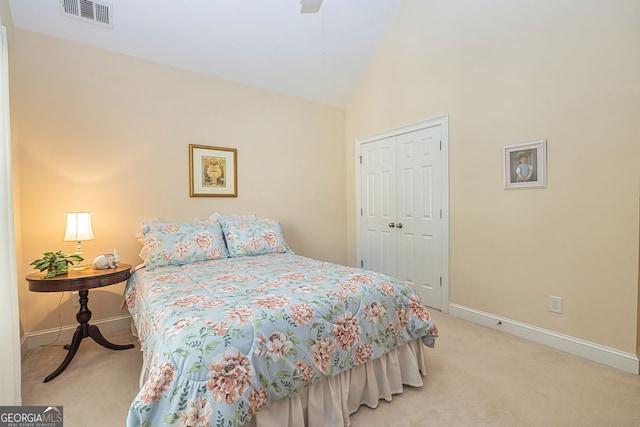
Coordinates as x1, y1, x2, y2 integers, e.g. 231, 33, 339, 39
503, 140, 547, 190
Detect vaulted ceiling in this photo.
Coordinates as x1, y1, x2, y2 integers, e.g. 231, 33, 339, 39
8, 0, 401, 107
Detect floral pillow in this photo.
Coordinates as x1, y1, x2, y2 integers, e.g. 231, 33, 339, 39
221, 218, 292, 257
142, 220, 229, 269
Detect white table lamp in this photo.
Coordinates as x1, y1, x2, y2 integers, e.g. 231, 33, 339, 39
63, 212, 94, 269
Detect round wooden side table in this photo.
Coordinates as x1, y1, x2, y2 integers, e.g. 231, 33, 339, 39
26, 263, 135, 382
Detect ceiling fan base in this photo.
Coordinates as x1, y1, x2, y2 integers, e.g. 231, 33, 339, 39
301, 0, 323, 14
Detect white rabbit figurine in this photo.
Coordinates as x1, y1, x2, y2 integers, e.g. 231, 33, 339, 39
93, 249, 120, 269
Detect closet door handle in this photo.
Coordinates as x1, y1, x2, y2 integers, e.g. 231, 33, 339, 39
388, 222, 396, 228
396, 223, 403, 229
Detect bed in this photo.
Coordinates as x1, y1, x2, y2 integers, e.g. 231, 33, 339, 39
124, 215, 438, 427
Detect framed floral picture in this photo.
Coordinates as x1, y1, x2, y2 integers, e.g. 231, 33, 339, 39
503, 140, 546, 189
189, 144, 237, 197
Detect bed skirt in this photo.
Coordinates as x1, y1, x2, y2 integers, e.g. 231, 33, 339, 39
248, 338, 427, 427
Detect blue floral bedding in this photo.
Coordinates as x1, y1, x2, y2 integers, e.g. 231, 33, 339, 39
124, 253, 438, 427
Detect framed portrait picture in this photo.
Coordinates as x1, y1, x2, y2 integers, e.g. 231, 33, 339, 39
503, 140, 546, 190
189, 144, 237, 197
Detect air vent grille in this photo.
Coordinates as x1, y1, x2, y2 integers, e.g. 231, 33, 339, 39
61, 0, 113, 28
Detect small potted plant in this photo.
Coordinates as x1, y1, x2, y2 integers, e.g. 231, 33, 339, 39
30, 251, 84, 279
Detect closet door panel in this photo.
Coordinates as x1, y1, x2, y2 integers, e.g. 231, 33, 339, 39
396, 127, 442, 306
361, 137, 397, 277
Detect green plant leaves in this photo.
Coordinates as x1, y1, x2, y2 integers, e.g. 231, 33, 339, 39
30, 250, 84, 279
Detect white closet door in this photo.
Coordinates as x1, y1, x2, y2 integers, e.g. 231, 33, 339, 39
360, 136, 397, 277
358, 120, 446, 311
395, 126, 443, 307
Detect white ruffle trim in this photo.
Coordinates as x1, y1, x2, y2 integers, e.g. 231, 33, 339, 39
249, 339, 426, 427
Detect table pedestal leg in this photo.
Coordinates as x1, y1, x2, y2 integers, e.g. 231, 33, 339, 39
43, 289, 134, 383
44, 325, 83, 383
88, 324, 134, 350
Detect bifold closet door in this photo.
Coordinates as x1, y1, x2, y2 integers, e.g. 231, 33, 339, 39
360, 125, 444, 309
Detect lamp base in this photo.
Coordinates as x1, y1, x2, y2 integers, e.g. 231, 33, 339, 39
71, 264, 90, 271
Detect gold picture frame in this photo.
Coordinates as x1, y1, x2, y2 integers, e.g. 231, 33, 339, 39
189, 144, 237, 197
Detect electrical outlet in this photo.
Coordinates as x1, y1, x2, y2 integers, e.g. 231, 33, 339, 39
548, 295, 562, 314
72, 291, 79, 308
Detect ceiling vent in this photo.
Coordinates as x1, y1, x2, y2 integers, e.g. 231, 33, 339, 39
60, 0, 113, 28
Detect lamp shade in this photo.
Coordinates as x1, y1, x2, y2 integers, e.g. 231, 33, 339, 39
63, 212, 95, 242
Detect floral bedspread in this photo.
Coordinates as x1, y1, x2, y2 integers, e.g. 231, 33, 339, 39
124, 253, 438, 427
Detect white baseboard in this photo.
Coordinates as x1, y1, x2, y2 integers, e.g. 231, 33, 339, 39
21, 315, 132, 358
449, 303, 639, 375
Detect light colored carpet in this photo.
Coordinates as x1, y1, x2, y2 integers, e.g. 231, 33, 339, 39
22, 310, 640, 427
21, 329, 141, 427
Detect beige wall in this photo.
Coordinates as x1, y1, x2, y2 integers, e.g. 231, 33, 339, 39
8, 0, 640, 357
12, 30, 346, 334
347, 0, 640, 353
